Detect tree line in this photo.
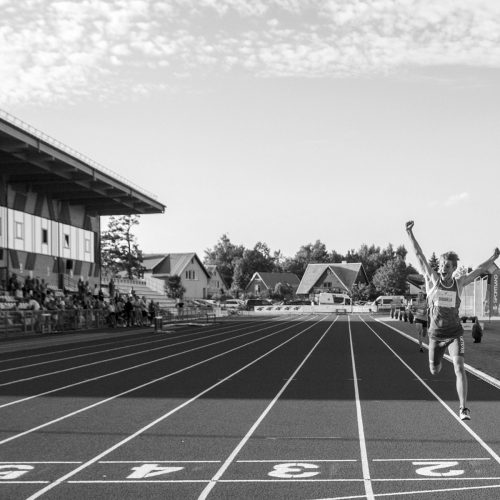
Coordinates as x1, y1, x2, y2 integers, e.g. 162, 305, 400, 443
100, 216, 445, 300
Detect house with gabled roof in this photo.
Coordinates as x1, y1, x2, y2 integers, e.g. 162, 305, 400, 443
296, 262, 369, 297
406, 274, 425, 297
205, 264, 229, 298
142, 252, 211, 299
245, 272, 301, 298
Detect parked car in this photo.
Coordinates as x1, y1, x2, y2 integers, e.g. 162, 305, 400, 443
244, 298, 273, 310
220, 299, 245, 310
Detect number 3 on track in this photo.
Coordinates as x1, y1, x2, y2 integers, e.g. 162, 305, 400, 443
412, 461, 464, 477
268, 463, 319, 479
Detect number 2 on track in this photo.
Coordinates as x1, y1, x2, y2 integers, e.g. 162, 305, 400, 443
412, 461, 464, 477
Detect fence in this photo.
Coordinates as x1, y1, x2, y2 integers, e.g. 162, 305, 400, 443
0, 306, 219, 338
0, 309, 109, 337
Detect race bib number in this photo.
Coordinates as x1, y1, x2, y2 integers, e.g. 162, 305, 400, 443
434, 290, 456, 308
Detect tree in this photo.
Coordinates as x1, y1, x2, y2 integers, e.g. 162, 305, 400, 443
101, 215, 144, 279
272, 282, 295, 301
429, 252, 439, 272
229, 242, 276, 295
164, 275, 185, 299
204, 234, 244, 288
284, 240, 329, 278
372, 257, 408, 296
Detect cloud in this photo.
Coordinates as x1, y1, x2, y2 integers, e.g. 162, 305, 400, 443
1, 0, 500, 105
429, 192, 470, 208
444, 192, 470, 206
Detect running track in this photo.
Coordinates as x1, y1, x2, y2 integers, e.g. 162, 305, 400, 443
0, 314, 499, 499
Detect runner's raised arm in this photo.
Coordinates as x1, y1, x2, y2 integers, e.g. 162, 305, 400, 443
405, 220, 437, 286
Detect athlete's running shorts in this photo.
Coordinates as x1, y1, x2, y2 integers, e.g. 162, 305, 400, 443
428, 336, 465, 366
414, 318, 428, 328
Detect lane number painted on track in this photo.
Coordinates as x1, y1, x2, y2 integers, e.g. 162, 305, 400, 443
127, 464, 184, 479
412, 461, 464, 477
268, 463, 320, 479
0, 465, 34, 480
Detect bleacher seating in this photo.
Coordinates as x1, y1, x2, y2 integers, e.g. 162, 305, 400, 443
101, 277, 175, 309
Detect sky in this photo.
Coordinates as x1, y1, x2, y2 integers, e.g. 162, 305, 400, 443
1, 0, 500, 270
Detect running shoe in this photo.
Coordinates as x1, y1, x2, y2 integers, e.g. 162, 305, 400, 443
459, 407, 471, 421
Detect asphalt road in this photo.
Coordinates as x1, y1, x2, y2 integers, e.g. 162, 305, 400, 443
0, 315, 499, 499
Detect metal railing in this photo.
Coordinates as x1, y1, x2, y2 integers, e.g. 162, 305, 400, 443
0, 309, 109, 336
0, 306, 221, 338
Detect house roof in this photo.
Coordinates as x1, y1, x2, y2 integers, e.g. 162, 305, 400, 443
142, 252, 210, 279
205, 265, 229, 288
246, 272, 301, 291
296, 262, 366, 295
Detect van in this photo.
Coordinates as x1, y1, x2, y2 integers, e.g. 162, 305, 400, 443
371, 295, 405, 311
317, 293, 351, 306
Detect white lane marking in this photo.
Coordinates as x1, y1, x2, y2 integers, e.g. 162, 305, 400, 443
197, 317, 338, 500
99, 460, 221, 463
360, 316, 500, 467
348, 315, 375, 500
0, 320, 245, 372
373, 458, 490, 461
0, 317, 297, 410
24, 317, 325, 500
0, 317, 314, 445
237, 459, 357, 463
375, 317, 500, 390
0, 319, 278, 386
309, 483, 500, 500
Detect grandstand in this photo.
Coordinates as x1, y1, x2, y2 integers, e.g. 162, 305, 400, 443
0, 109, 165, 296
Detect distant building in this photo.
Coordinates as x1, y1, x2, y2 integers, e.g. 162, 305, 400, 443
142, 253, 210, 299
296, 262, 369, 297
245, 272, 301, 298
205, 264, 229, 298
406, 274, 425, 297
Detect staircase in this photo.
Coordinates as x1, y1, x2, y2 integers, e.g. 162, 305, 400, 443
101, 276, 175, 309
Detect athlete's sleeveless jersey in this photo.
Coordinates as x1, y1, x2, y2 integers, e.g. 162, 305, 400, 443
427, 278, 463, 339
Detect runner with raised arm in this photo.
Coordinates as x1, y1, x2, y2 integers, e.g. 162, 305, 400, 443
405, 220, 499, 421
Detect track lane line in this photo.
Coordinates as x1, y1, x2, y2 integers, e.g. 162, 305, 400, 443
0, 318, 286, 386
373, 316, 500, 390
348, 315, 375, 500
0, 318, 301, 407
197, 316, 338, 500
359, 315, 500, 468
24, 316, 327, 499
0, 321, 258, 373
0, 316, 318, 445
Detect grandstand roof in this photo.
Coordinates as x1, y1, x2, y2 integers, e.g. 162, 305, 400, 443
0, 110, 165, 215
296, 262, 368, 295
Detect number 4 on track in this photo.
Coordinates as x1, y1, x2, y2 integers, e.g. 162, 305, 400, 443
127, 464, 184, 479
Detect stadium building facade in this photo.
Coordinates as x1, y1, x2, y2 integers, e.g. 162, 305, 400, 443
0, 111, 165, 292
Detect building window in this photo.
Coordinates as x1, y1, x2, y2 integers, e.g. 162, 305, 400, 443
15, 222, 23, 240
185, 270, 195, 280
64, 234, 70, 248
42, 228, 48, 245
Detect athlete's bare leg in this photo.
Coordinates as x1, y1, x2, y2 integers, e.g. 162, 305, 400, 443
453, 356, 468, 409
